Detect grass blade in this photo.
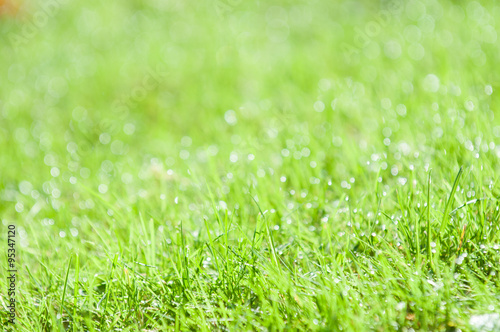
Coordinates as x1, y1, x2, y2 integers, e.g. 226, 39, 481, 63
439, 167, 463, 235
73, 253, 80, 331
61, 255, 73, 312
427, 170, 432, 266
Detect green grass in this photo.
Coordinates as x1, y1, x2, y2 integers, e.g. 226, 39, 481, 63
1, 0, 500, 330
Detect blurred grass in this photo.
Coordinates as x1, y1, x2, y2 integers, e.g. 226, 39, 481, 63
1, 0, 500, 331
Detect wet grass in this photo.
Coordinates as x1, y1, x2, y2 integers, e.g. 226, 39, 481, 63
1, 0, 500, 331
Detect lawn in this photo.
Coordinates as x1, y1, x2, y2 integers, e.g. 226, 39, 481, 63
1, 0, 500, 331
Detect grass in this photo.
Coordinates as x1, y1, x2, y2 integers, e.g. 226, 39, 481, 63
1, 0, 500, 330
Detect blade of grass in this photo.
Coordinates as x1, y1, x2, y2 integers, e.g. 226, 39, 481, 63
61, 254, 73, 312
427, 170, 432, 267
439, 167, 463, 235
204, 218, 220, 276
73, 253, 80, 331
180, 221, 190, 289
149, 217, 156, 268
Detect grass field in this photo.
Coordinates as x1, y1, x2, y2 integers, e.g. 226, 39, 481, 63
1, 0, 500, 331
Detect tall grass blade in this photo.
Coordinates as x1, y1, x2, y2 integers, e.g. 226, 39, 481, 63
439, 167, 463, 235
427, 170, 432, 265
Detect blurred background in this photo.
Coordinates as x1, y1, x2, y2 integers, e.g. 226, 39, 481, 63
2, 2, 498, 167
1, 0, 500, 237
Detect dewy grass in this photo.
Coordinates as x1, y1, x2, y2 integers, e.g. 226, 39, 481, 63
439, 167, 463, 236
1, 0, 500, 331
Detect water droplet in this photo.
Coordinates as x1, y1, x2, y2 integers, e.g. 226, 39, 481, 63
124, 123, 135, 135
99, 133, 111, 144
384, 40, 402, 59
314, 101, 325, 112
229, 152, 238, 162
180, 150, 190, 160
422, 74, 440, 92
19, 181, 33, 195
15, 202, 24, 213
485, 85, 493, 95
181, 136, 192, 147
224, 110, 237, 125
464, 100, 475, 111
98, 184, 108, 194
396, 302, 406, 311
